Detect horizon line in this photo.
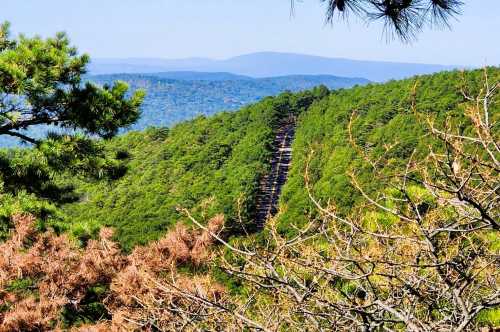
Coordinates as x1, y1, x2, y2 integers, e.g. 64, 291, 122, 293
91, 51, 469, 68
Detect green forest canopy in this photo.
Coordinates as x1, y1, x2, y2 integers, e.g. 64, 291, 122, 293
1, 67, 498, 327
58, 68, 499, 250
278, 67, 500, 234
60, 88, 327, 251
3, 67, 498, 252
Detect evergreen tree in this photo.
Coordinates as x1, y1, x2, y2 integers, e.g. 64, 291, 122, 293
0, 22, 145, 200
295, 0, 463, 41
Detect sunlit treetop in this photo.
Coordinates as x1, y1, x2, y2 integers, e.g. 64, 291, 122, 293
0, 21, 145, 145
0, 22, 145, 202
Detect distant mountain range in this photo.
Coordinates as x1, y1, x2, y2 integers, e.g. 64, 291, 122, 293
89, 52, 461, 82
0, 72, 368, 147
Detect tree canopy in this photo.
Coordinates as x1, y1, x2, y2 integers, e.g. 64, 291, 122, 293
0, 22, 144, 202
0, 22, 144, 145
60, 88, 327, 250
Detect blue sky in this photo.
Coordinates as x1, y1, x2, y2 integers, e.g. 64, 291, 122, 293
1, 0, 499, 66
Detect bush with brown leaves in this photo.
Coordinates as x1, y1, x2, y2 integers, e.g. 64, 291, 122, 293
0, 214, 225, 331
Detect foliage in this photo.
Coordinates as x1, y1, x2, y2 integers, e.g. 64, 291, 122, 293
294, 0, 464, 41
60, 89, 326, 251
1, 41, 498, 330
0, 188, 56, 241
148, 69, 498, 331
0, 22, 144, 208
0, 22, 144, 144
0, 213, 223, 331
279, 68, 499, 234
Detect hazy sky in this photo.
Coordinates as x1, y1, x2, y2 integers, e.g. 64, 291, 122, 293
1, 0, 499, 66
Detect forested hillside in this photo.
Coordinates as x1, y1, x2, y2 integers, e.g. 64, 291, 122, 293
59, 68, 499, 250
60, 88, 327, 251
1, 8, 498, 330
2, 67, 498, 330
278, 68, 499, 231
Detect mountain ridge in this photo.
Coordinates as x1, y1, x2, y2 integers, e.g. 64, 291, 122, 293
89, 52, 461, 82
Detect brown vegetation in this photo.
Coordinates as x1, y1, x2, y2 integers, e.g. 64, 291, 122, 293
0, 214, 224, 331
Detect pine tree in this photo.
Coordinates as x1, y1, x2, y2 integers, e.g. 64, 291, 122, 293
0, 22, 145, 199
295, 0, 463, 41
